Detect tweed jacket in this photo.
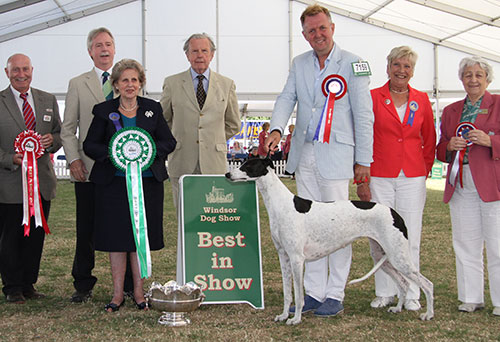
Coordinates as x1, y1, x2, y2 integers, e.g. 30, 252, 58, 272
160, 68, 241, 178
0, 86, 62, 203
61, 69, 108, 182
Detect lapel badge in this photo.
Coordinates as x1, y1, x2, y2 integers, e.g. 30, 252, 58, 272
145, 110, 154, 118
385, 99, 391, 105
43, 115, 51, 122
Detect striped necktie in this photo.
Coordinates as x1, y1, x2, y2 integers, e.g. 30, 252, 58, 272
196, 74, 206, 109
20, 93, 36, 131
102, 71, 113, 101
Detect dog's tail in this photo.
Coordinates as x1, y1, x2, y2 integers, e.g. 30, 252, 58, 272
347, 255, 388, 285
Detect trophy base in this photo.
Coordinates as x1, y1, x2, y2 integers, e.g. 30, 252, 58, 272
158, 312, 191, 326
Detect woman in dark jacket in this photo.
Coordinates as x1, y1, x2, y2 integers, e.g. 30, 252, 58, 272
84, 59, 176, 312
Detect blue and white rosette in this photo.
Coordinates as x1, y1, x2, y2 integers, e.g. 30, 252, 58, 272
314, 74, 347, 143
407, 101, 418, 127
109, 127, 156, 278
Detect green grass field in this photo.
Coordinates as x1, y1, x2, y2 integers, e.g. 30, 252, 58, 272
0, 179, 499, 342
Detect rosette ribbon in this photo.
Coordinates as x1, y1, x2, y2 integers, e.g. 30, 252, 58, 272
14, 130, 50, 236
449, 122, 476, 188
109, 126, 156, 278
314, 74, 347, 143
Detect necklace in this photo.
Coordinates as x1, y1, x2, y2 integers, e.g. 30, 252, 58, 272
390, 87, 409, 94
119, 100, 138, 112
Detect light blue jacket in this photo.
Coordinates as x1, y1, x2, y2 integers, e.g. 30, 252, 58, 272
271, 44, 374, 180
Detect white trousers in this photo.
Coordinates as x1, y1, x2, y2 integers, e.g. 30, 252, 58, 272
449, 165, 500, 306
295, 143, 351, 302
369, 173, 426, 300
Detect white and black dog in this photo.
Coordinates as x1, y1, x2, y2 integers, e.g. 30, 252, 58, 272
225, 158, 434, 325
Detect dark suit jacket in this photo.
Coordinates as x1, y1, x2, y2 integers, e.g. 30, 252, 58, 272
437, 91, 500, 203
83, 96, 176, 185
0, 86, 62, 203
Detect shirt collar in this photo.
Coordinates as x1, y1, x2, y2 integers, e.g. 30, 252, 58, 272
10, 85, 30, 98
190, 67, 210, 81
313, 43, 335, 69
94, 66, 111, 79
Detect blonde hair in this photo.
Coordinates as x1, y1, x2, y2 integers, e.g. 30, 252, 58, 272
300, 4, 332, 27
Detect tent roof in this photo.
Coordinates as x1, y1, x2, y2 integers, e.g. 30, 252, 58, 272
1, 0, 499, 62
299, 0, 500, 62
0, 0, 135, 43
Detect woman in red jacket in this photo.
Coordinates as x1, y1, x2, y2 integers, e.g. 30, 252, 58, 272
436, 56, 500, 316
362, 46, 436, 311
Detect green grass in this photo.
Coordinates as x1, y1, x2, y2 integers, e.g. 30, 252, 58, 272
1, 179, 499, 342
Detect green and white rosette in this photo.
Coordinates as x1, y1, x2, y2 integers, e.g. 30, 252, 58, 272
109, 127, 156, 279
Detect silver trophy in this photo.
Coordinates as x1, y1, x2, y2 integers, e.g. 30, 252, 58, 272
147, 281, 205, 326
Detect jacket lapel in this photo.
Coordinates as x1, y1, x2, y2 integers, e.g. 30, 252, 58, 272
473, 91, 493, 128
181, 69, 199, 109
380, 82, 401, 123
1, 87, 25, 131
85, 70, 106, 103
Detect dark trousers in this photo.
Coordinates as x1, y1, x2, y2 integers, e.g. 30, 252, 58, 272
71, 182, 133, 293
0, 200, 50, 296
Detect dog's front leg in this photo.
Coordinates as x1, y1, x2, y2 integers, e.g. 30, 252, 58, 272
275, 250, 293, 323
287, 256, 305, 325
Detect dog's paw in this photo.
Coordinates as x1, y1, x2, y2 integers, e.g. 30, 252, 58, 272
274, 313, 289, 322
419, 312, 434, 321
286, 316, 302, 325
387, 306, 402, 313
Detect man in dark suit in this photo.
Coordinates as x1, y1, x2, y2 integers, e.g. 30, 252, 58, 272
0, 53, 62, 303
61, 27, 133, 303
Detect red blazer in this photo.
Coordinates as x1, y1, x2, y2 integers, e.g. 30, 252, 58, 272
436, 91, 500, 203
370, 82, 436, 177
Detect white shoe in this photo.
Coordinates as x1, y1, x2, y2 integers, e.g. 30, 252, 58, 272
458, 302, 484, 312
404, 299, 421, 311
493, 307, 500, 316
370, 296, 395, 308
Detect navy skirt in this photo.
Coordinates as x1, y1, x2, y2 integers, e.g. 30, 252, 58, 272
94, 176, 165, 252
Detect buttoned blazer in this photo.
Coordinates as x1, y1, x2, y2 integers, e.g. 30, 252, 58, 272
61, 69, 106, 181
437, 91, 500, 203
0, 87, 62, 203
270, 44, 374, 179
160, 69, 241, 178
83, 96, 176, 185
370, 81, 436, 178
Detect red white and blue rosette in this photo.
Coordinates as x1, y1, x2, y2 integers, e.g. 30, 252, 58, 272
109, 127, 156, 279
14, 130, 50, 236
449, 122, 476, 188
314, 74, 347, 143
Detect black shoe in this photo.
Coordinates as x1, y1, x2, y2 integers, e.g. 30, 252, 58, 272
6, 292, 26, 304
23, 289, 46, 300
71, 290, 92, 303
105, 299, 125, 312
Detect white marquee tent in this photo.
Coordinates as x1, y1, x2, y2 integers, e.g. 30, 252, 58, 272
1, 0, 499, 118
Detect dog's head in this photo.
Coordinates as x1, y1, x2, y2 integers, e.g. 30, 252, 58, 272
225, 158, 275, 181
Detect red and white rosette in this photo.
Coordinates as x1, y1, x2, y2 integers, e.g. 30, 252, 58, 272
449, 122, 476, 188
14, 130, 50, 236
314, 74, 347, 143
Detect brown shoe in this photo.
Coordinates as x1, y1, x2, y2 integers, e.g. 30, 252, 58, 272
6, 292, 26, 304
23, 289, 46, 300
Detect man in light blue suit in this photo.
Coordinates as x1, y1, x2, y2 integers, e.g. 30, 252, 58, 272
265, 4, 374, 317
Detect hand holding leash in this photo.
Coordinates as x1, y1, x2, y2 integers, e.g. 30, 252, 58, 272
264, 130, 281, 154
